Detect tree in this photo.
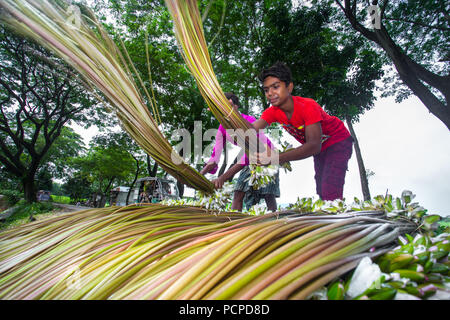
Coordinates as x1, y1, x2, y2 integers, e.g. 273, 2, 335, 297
71, 132, 138, 207
93, 131, 147, 205
325, 48, 384, 200
97, 0, 242, 195
0, 25, 105, 202
332, 0, 450, 130
62, 174, 93, 204
39, 126, 86, 179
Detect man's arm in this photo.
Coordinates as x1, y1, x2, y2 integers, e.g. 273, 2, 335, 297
278, 122, 322, 164
200, 162, 218, 175
249, 118, 269, 130
212, 163, 245, 189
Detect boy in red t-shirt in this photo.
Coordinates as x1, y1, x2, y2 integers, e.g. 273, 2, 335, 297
250, 62, 353, 201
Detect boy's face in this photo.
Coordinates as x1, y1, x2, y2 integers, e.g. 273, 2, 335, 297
262, 76, 293, 107
228, 98, 239, 111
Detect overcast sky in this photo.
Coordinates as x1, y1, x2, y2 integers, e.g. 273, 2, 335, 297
75, 94, 449, 217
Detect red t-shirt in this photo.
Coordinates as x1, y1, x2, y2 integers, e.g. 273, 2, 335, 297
261, 96, 350, 151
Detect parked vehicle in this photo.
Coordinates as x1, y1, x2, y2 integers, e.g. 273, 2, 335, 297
133, 177, 180, 204
109, 186, 130, 206
37, 190, 51, 201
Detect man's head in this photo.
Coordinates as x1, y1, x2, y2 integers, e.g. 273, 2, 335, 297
258, 62, 292, 86
258, 62, 293, 107
224, 92, 241, 111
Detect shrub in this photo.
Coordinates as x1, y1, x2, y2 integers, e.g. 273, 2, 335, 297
0, 189, 23, 206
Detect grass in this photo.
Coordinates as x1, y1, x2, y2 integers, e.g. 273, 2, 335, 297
0, 201, 64, 231
51, 195, 71, 204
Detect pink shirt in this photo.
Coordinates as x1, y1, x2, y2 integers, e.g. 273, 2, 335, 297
207, 113, 273, 174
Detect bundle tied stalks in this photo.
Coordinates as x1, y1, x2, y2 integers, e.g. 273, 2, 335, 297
0, 205, 417, 300
165, 0, 273, 160
0, 0, 214, 193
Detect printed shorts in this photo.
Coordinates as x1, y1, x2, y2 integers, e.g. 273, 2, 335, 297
234, 166, 280, 197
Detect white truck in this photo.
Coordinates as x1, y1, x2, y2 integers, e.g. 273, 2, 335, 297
132, 177, 180, 204
110, 177, 180, 206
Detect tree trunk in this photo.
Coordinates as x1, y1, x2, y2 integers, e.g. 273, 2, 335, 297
146, 155, 152, 176
91, 192, 99, 208
99, 177, 115, 207
151, 162, 158, 177
177, 180, 185, 198
375, 32, 450, 130
22, 176, 37, 203
346, 117, 371, 201
126, 155, 140, 205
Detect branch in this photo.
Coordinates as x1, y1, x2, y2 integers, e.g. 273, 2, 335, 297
335, 0, 345, 11
384, 17, 450, 32
0, 77, 24, 107
380, 0, 389, 20
0, 132, 25, 176
0, 152, 22, 177
338, 0, 378, 42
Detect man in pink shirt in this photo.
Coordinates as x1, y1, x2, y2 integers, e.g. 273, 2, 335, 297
201, 92, 279, 211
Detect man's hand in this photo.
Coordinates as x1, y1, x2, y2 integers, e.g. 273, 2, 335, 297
212, 176, 226, 189
201, 162, 218, 175
250, 147, 280, 166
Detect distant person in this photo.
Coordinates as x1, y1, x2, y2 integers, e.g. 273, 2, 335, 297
251, 62, 353, 201
201, 92, 279, 212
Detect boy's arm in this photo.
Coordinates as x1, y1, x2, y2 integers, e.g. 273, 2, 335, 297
249, 118, 269, 130
201, 129, 225, 175
278, 122, 323, 164
200, 162, 218, 175
212, 163, 245, 189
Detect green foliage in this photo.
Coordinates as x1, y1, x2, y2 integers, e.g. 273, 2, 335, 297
0, 200, 55, 230
436, 218, 450, 235
51, 195, 71, 204
104, 0, 218, 137
293, 190, 450, 300
355, 233, 450, 300
62, 175, 93, 203
0, 23, 106, 202
0, 189, 22, 206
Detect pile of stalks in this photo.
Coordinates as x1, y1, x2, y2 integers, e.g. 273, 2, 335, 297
0, 204, 420, 300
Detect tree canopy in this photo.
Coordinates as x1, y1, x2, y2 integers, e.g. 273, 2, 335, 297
0, 24, 107, 202
328, 0, 450, 129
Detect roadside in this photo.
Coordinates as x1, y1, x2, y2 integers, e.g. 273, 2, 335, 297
0, 202, 93, 231
52, 203, 92, 213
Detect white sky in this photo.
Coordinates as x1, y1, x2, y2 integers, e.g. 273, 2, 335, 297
74, 93, 450, 217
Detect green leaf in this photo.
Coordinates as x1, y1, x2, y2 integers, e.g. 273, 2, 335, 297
327, 281, 345, 300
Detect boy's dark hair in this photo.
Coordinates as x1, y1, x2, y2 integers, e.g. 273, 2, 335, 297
257, 62, 292, 86
224, 92, 241, 108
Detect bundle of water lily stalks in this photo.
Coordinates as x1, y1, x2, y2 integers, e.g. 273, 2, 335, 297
1, 191, 449, 300
0, 203, 421, 300
0, 0, 214, 193
164, 0, 260, 146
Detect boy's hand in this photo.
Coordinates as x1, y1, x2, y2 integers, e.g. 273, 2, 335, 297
250, 148, 280, 166
212, 176, 226, 189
